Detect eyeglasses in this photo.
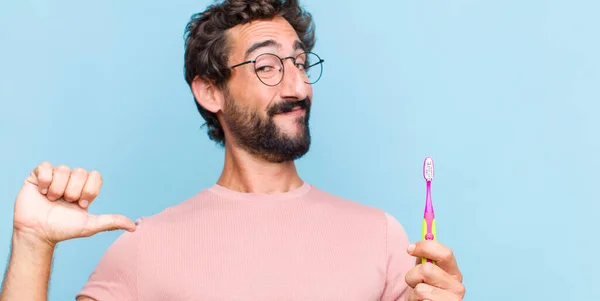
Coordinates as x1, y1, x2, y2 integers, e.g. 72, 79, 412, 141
229, 52, 324, 87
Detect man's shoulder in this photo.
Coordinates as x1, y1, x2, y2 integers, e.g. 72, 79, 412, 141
307, 184, 409, 238
131, 188, 216, 228
307, 184, 392, 220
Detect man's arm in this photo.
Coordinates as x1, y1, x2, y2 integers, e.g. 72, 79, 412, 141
379, 212, 415, 301
0, 231, 97, 301
1, 231, 57, 301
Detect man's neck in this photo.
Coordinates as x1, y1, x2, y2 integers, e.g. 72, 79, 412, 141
216, 144, 304, 194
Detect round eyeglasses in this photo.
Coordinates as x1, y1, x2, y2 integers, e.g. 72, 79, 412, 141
229, 52, 324, 87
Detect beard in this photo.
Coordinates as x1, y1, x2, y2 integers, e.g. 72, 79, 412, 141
221, 91, 311, 163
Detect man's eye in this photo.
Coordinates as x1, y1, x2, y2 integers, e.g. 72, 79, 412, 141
256, 66, 275, 72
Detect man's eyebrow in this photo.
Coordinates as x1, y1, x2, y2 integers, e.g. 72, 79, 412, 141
293, 40, 306, 52
243, 39, 307, 60
244, 39, 280, 60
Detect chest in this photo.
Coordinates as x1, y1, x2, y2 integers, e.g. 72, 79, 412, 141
138, 220, 387, 301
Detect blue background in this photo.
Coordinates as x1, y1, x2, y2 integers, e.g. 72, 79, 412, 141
1, 0, 598, 300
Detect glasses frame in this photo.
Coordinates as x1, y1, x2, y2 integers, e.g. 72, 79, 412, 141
229, 51, 324, 87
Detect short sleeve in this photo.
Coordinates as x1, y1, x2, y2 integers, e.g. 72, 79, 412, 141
75, 218, 142, 301
379, 213, 415, 301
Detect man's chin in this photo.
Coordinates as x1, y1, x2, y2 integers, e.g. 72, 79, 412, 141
279, 130, 311, 146
276, 129, 303, 140
262, 142, 311, 163
276, 119, 308, 134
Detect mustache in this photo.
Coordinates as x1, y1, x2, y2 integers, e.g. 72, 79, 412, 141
267, 97, 310, 117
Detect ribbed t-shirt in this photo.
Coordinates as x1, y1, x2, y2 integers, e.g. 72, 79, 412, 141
76, 182, 415, 301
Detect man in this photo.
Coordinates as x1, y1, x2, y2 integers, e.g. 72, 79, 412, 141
1, 0, 465, 300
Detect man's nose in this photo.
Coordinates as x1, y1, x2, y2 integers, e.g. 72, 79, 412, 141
278, 58, 308, 99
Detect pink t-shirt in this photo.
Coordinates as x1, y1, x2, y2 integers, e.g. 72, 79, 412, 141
76, 182, 415, 301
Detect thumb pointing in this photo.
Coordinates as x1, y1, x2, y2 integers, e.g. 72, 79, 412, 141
85, 214, 137, 235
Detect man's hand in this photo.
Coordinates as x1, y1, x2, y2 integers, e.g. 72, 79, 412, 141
405, 241, 465, 301
13, 162, 136, 247
1, 162, 134, 301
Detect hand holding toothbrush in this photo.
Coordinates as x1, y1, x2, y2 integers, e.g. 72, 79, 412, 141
405, 240, 465, 301
404, 157, 465, 301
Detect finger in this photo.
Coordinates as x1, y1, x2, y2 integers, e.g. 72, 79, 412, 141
410, 283, 464, 301
31, 162, 53, 194
79, 170, 102, 208
405, 262, 464, 294
63, 168, 88, 202
407, 291, 424, 301
408, 241, 462, 281
47, 165, 71, 201
82, 214, 136, 236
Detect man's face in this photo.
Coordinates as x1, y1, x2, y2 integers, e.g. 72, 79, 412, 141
220, 17, 313, 163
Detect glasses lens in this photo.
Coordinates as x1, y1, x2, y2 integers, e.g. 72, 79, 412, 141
296, 52, 323, 84
254, 54, 283, 86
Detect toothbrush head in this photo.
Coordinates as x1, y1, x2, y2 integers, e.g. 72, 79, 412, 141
423, 157, 434, 182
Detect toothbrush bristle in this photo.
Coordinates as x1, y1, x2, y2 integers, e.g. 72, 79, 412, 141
423, 157, 434, 181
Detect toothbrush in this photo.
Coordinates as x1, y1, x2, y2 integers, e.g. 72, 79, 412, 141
422, 156, 436, 264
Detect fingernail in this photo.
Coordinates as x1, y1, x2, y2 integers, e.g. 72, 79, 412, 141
80, 200, 89, 208
41, 188, 48, 194
407, 243, 415, 253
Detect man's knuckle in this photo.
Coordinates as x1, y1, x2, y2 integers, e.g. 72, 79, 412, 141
82, 187, 99, 197
55, 164, 70, 173
63, 192, 78, 201
89, 170, 102, 181
72, 167, 88, 176
420, 262, 434, 280
38, 172, 52, 183
47, 188, 62, 199
456, 283, 466, 296
414, 283, 431, 295
442, 248, 454, 260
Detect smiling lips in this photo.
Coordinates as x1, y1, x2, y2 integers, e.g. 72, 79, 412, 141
268, 97, 309, 117
277, 107, 304, 116
275, 105, 305, 116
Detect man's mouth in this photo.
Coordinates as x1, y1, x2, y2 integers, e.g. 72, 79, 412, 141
269, 99, 309, 116
268, 98, 310, 116
276, 106, 304, 116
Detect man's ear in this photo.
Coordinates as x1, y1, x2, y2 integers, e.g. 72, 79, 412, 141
191, 76, 224, 113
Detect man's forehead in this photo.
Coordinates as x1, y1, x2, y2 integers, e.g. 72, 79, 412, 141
227, 17, 302, 59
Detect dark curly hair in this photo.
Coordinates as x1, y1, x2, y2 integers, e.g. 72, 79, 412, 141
183, 0, 316, 145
